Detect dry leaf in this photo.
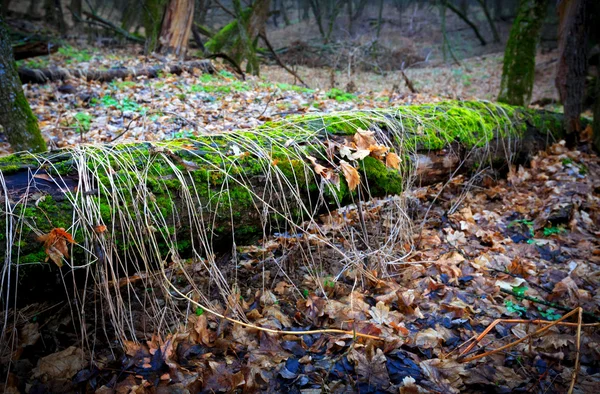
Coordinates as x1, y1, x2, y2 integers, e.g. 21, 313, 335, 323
339, 160, 360, 191
350, 149, 372, 160
386, 152, 401, 169
306, 155, 328, 176
369, 144, 389, 159
37, 228, 76, 267
32, 346, 87, 381
354, 129, 377, 150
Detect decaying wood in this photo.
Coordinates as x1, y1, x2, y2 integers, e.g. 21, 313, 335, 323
0, 102, 566, 270
18, 59, 215, 83
157, 0, 195, 57
12, 39, 59, 60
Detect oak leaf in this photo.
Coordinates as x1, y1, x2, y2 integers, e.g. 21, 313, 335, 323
354, 129, 377, 150
386, 152, 401, 169
37, 228, 76, 267
339, 160, 360, 191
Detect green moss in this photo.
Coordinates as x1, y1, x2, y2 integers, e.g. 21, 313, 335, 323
359, 156, 404, 196
497, 0, 548, 106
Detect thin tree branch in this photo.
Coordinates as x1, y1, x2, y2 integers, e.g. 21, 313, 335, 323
259, 32, 309, 88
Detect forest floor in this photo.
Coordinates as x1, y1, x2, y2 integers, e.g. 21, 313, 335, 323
2, 46, 600, 394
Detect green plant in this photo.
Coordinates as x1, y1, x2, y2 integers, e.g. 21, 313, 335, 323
73, 112, 92, 133
111, 80, 137, 90
543, 226, 566, 237
219, 70, 235, 79
326, 88, 356, 102
101, 95, 145, 113
323, 277, 335, 288
538, 307, 561, 320
195, 307, 204, 316
505, 300, 527, 316
58, 45, 93, 63
511, 285, 527, 297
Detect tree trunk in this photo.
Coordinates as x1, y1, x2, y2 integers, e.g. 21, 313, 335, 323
17, 59, 215, 83
157, 0, 195, 57
594, 70, 600, 152
476, 0, 501, 42
443, 0, 487, 46
143, 0, 167, 53
12, 39, 59, 60
555, 0, 591, 143
497, 0, 549, 106
70, 0, 83, 28
0, 101, 567, 267
0, 18, 47, 153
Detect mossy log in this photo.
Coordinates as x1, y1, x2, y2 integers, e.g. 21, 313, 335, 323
17, 59, 215, 84
0, 101, 565, 269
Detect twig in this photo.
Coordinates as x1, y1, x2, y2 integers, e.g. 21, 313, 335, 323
499, 288, 600, 321
259, 33, 309, 88
206, 53, 246, 80
81, 11, 144, 43
459, 308, 581, 363
568, 307, 583, 394
213, 0, 236, 18
457, 316, 599, 359
400, 69, 417, 94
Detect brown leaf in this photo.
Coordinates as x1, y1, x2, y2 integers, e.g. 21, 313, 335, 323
369, 144, 389, 159
339, 160, 360, 191
386, 152, 401, 169
306, 155, 328, 176
350, 345, 390, 390
32, 346, 87, 381
354, 129, 377, 150
37, 228, 76, 267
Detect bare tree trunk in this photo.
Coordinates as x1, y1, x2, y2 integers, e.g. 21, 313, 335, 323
443, 0, 487, 46
0, 17, 47, 153
594, 74, 600, 152
476, 0, 500, 42
498, 0, 549, 106
158, 0, 195, 57
70, 0, 83, 28
1, 0, 11, 16
555, 0, 591, 143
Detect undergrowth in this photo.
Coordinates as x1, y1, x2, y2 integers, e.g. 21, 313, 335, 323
0, 100, 549, 356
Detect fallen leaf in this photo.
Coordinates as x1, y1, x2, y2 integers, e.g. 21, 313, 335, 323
354, 129, 377, 150
350, 345, 390, 390
37, 228, 76, 267
385, 152, 401, 169
339, 160, 360, 191
32, 346, 87, 381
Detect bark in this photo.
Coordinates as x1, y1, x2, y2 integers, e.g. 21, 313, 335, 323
498, 0, 549, 106
0, 18, 47, 153
157, 0, 195, 57
12, 39, 59, 60
143, 0, 167, 53
555, 0, 591, 142
17, 59, 215, 83
0, 101, 567, 267
594, 71, 600, 152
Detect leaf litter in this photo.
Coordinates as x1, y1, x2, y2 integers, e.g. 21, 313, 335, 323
2, 49, 600, 393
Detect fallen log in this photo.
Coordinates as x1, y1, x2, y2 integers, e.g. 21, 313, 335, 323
12, 39, 59, 60
17, 59, 216, 84
0, 101, 564, 271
